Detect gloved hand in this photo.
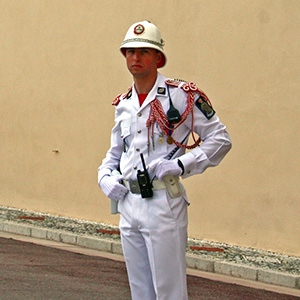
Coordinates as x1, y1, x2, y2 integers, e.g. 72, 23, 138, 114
99, 174, 128, 202
149, 159, 182, 181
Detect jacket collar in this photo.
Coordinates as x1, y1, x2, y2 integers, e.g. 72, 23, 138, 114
131, 73, 168, 112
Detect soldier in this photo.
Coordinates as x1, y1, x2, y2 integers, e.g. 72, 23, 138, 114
98, 21, 232, 300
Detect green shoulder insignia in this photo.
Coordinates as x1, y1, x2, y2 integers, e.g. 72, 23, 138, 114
195, 96, 215, 119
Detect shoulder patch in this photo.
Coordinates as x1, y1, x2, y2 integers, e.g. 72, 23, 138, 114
195, 95, 215, 119
112, 87, 132, 106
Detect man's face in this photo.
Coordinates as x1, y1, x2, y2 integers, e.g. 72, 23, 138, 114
125, 48, 162, 79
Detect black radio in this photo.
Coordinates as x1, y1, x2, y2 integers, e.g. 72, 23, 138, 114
167, 85, 181, 124
137, 153, 153, 198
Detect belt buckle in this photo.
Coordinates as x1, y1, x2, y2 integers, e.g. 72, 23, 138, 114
129, 180, 141, 194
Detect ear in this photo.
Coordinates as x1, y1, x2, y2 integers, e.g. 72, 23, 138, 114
156, 51, 163, 66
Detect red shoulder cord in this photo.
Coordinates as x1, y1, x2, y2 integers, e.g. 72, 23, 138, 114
112, 87, 133, 106
146, 81, 207, 150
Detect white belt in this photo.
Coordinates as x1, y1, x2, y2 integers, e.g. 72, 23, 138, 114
123, 179, 166, 194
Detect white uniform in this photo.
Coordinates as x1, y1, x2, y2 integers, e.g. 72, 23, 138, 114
98, 72, 231, 300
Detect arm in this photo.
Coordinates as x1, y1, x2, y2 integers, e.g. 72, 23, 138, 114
178, 105, 232, 178
98, 110, 128, 202
98, 110, 124, 184
150, 92, 232, 180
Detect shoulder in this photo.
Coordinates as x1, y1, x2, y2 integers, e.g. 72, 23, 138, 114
112, 87, 133, 106
165, 78, 210, 100
165, 78, 202, 93
165, 78, 187, 88
166, 78, 215, 119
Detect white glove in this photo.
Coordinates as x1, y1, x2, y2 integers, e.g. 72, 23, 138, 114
149, 159, 182, 181
99, 175, 128, 202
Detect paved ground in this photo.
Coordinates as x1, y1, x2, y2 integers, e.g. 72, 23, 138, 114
1, 207, 299, 291
0, 235, 299, 300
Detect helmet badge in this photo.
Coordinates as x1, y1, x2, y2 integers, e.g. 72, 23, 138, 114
134, 24, 145, 35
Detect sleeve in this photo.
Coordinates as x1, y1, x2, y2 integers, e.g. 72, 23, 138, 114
97, 109, 124, 185
178, 97, 232, 179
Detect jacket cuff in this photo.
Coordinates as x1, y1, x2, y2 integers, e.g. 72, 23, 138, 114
177, 152, 197, 177
177, 159, 185, 175
98, 168, 112, 185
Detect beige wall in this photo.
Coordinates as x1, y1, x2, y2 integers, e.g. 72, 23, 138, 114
1, 0, 299, 256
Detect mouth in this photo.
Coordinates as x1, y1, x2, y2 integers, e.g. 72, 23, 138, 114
131, 64, 142, 69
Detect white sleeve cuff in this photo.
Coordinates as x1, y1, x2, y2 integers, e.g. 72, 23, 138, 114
98, 168, 112, 186
179, 149, 212, 179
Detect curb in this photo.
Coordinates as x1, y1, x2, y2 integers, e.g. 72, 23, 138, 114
1, 220, 299, 291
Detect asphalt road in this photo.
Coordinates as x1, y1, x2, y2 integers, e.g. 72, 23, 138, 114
0, 236, 299, 300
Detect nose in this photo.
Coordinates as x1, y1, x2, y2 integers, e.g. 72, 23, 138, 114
133, 50, 141, 61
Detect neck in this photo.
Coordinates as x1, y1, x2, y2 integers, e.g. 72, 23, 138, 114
133, 73, 157, 94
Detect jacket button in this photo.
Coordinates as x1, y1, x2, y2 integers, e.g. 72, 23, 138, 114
133, 166, 137, 170
137, 113, 142, 117
136, 148, 140, 152
137, 130, 141, 134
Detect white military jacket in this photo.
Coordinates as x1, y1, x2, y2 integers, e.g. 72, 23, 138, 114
98, 73, 231, 183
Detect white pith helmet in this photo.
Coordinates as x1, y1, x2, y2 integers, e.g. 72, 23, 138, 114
120, 21, 167, 68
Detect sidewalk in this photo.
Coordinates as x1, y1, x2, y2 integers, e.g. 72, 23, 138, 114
0, 206, 299, 293
2, 233, 300, 300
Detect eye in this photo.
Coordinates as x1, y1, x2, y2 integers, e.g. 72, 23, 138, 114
126, 49, 135, 55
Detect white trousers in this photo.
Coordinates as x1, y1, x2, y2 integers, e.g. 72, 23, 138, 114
118, 189, 188, 300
